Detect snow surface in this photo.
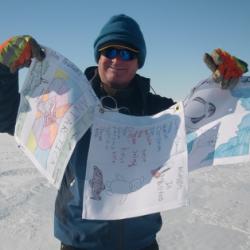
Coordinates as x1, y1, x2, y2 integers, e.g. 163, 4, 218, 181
0, 133, 250, 250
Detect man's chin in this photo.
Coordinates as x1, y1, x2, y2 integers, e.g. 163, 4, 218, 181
106, 80, 130, 89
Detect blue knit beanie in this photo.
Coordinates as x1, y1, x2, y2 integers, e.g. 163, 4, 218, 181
94, 14, 146, 68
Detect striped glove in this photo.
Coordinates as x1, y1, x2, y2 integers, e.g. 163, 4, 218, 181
0, 35, 45, 73
203, 48, 248, 89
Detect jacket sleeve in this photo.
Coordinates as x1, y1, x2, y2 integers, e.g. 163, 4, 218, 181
0, 63, 20, 135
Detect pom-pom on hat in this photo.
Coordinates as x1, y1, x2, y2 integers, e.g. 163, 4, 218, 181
94, 14, 146, 68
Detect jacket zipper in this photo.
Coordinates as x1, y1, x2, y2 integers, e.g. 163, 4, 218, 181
118, 220, 124, 250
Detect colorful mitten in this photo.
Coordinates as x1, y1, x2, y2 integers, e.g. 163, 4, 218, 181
0, 35, 45, 73
203, 48, 248, 89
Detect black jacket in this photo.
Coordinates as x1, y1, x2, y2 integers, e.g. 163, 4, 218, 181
0, 64, 20, 134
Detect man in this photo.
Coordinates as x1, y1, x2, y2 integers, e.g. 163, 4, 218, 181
0, 14, 247, 250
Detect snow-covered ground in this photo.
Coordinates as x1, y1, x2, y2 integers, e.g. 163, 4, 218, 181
0, 133, 250, 250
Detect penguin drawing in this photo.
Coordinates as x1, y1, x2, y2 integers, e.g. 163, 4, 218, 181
89, 165, 105, 200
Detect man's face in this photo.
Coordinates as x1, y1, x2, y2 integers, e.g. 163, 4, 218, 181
98, 47, 139, 89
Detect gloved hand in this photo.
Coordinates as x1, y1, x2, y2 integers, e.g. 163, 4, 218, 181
203, 48, 248, 89
0, 35, 45, 73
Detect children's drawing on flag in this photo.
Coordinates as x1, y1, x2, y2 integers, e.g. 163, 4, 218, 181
14, 47, 99, 188
12, 44, 250, 220
82, 103, 188, 220
184, 76, 250, 171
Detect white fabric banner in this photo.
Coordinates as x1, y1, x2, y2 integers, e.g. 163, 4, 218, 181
15, 47, 99, 188
83, 102, 188, 220
184, 76, 250, 171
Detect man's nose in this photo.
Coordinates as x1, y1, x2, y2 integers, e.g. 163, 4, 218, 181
111, 55, 124, 63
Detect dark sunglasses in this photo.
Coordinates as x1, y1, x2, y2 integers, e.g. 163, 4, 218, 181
100, 47, 137, 61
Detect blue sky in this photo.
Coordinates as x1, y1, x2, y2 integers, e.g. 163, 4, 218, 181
1, 0, 249, 100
